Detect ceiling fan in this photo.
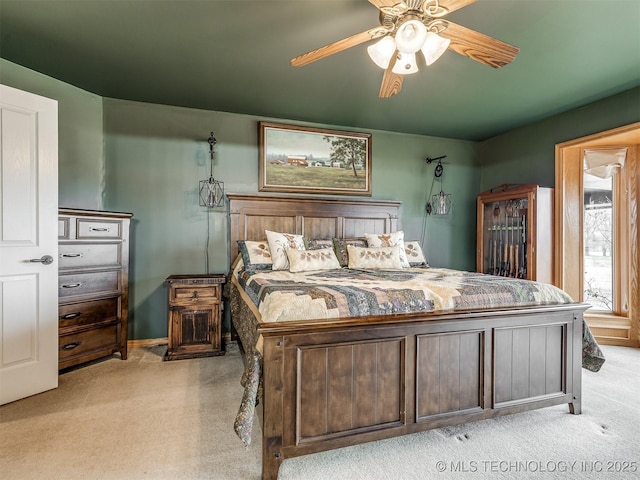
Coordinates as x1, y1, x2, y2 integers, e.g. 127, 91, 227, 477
290, 0, 519, 98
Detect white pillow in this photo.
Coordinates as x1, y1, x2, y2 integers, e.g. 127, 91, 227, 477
286, 247, 341, 273
236, 240, 273, 270
347, 245, 404, 269
404, 241, 428, 267
265, 230, 306, 270
364, 231, 410, 267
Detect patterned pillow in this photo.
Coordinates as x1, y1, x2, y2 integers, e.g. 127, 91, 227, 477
305, 237, 334, 250
286, 247, 341, 273
265, 230, 306, 270
347, 245, 404, 269
404, 241, 428, 267
332, 237, 368, 267
237, 240, 272, 270
364, 231, 410, 268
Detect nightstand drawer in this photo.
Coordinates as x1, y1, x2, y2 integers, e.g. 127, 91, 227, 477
172, 285, 220, 302
59, 297, 119, 328
58, 322, 120, 363
77, 218, 122, 239
59, 243, 121, 270
59, 271, 120, 298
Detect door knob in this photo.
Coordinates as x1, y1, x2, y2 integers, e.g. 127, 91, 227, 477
30, 255, 54, 265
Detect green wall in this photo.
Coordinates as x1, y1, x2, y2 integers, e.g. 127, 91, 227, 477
0, 59, 480, 340
4, 57, 635, 341
102, 98, 479, 339
0, 59, 105, 209
478, 87, 640, 190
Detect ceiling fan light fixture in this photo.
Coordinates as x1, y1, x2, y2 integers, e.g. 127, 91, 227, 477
367, 36, 396, 69
421, 31, 451, 65
395, 18, 428, 54
392, 52, 419, 75
289, 1, 520, 98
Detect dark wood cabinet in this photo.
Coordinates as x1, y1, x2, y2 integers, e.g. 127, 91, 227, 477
476, 184, 554, 283
58, 209, 133, 370
165, 274, 226, 360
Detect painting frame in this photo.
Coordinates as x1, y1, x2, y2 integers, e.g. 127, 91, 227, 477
258, 121, 372, 196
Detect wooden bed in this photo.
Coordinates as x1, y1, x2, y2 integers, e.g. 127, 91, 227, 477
227, 193, 589, 480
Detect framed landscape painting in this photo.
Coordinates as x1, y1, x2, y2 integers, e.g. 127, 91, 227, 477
258, 122, 372, 196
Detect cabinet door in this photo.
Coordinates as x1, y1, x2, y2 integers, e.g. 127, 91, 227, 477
169, 304, 220, 353
476, 184, 553, 282
477, 194, 530, 278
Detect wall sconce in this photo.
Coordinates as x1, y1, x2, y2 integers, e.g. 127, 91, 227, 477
199, 132, 224, 208
425, 155, 452, 215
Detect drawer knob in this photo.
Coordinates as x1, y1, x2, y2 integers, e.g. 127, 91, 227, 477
90, 227, 109, 232
61, 253, 83, 258
191, 291, 199, 299
61, 342, 81, 351
60, 283, 82, 289
61, 312, 82, 320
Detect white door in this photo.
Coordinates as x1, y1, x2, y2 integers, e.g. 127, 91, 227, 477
0, 84, 58, 405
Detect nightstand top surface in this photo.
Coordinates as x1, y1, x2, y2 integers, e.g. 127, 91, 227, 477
165, 274, 226, 284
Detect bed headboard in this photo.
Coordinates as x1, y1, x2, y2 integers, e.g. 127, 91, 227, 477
227, 193, 401, 262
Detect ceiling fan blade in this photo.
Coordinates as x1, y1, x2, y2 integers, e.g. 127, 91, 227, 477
291, 29, 380, 67
368, 0, 398, 10
379, 62, 403, 98
436, 0, 477, 15
439, 21, 519, 68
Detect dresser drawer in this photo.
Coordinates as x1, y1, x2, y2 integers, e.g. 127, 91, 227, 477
59, 271, 120, 298
58, 323, 120, 362
59, 243, 122, 270
59, 297, 119, 328
171, 285, 220, 303
58, 217, 70, 239
77, 218, 122, 239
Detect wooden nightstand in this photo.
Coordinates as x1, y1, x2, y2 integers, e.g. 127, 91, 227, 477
164, 274, 226, 360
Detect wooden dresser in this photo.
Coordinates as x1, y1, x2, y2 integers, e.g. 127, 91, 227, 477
58, 209, 133, 370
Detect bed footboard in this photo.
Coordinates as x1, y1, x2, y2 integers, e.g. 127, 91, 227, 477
259, 304, 587, 480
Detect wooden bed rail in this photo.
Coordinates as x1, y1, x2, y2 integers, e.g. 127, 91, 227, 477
259, 304, 588, 479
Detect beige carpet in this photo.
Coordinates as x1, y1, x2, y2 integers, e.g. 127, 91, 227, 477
0, 343, 261, 480
1, 344, 638, 480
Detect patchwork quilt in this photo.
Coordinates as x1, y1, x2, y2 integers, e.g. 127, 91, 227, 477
236, 266, 575, 323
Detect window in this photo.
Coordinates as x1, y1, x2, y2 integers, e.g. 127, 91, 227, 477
583, 173, 613, 311
555, 124, 639, 347
582, 147, 628, 315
